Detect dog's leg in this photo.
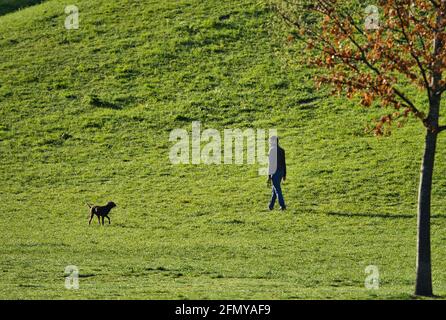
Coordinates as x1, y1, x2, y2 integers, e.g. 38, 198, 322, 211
89, 212, 94, 225
106, 216, 111, 224
101, 216, 105, 226
97, 215, 101, 225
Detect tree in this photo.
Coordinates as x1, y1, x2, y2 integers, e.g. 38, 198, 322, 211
275, 0, 446, 296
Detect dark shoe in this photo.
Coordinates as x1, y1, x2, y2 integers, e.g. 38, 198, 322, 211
280, 206, 286, 211
268, 206, 274, 211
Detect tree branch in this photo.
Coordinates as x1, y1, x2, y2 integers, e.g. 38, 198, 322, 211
395, 4, 432, 102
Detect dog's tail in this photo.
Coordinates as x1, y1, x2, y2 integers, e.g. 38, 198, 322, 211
85, 202, 93, 208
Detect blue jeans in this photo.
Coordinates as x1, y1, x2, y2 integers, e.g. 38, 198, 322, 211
269, 170, 286, 209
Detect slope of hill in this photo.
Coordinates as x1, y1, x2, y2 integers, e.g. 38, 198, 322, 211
1, 0, 446, 299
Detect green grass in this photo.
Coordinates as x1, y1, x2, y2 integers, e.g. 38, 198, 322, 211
1, 0, 446, 299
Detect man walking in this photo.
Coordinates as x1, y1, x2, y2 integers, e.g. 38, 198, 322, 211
267, 136, 286, 211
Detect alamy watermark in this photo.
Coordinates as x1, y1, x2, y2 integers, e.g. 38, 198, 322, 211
365, 5, 380, 31
65, 5, 79, 30
364, 265, 380, 290
65, 265, 79, 290
169, 122, 277, 175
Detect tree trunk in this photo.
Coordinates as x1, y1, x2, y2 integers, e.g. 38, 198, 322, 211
415, 129, 437, 296
415, 9, 444, 295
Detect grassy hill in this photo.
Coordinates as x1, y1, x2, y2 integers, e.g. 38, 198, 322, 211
1, 0, 446, 299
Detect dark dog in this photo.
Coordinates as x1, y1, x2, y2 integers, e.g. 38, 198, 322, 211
87, 202, 117, 225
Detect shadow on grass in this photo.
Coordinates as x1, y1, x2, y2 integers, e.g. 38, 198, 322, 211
410, 294, 446, 300
327, 211, 446, 220
0, 0, 46, 16
87, 95, 122, 110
